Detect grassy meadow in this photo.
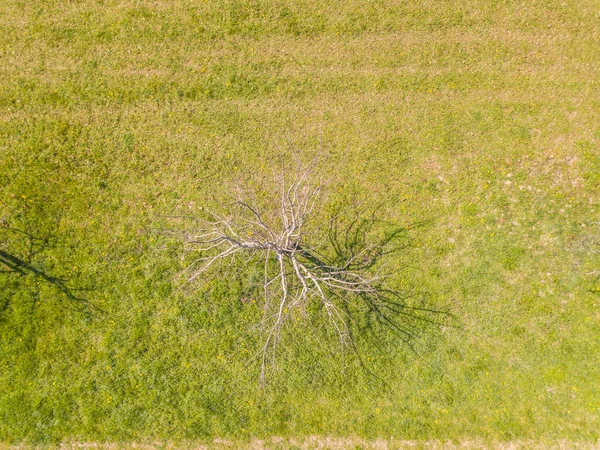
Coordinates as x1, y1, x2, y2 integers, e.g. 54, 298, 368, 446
1, 0, 600, 446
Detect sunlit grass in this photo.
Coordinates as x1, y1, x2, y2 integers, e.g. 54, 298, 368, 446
1, 0, 599, 445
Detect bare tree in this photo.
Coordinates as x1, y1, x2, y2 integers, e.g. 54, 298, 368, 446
172, 155, 444, 383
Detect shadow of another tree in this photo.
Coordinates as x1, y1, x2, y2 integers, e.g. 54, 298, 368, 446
0, 221, 99, 317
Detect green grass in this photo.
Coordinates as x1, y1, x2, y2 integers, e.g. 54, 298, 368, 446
1, 0, 600, 445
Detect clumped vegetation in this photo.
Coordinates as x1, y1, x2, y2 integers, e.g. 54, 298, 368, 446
1, 0, 600, 446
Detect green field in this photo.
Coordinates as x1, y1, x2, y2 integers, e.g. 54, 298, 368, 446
1, 0, 600, 446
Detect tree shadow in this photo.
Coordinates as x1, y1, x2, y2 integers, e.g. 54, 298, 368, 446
0, 224, 101, 317
295, 210, 454, 380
